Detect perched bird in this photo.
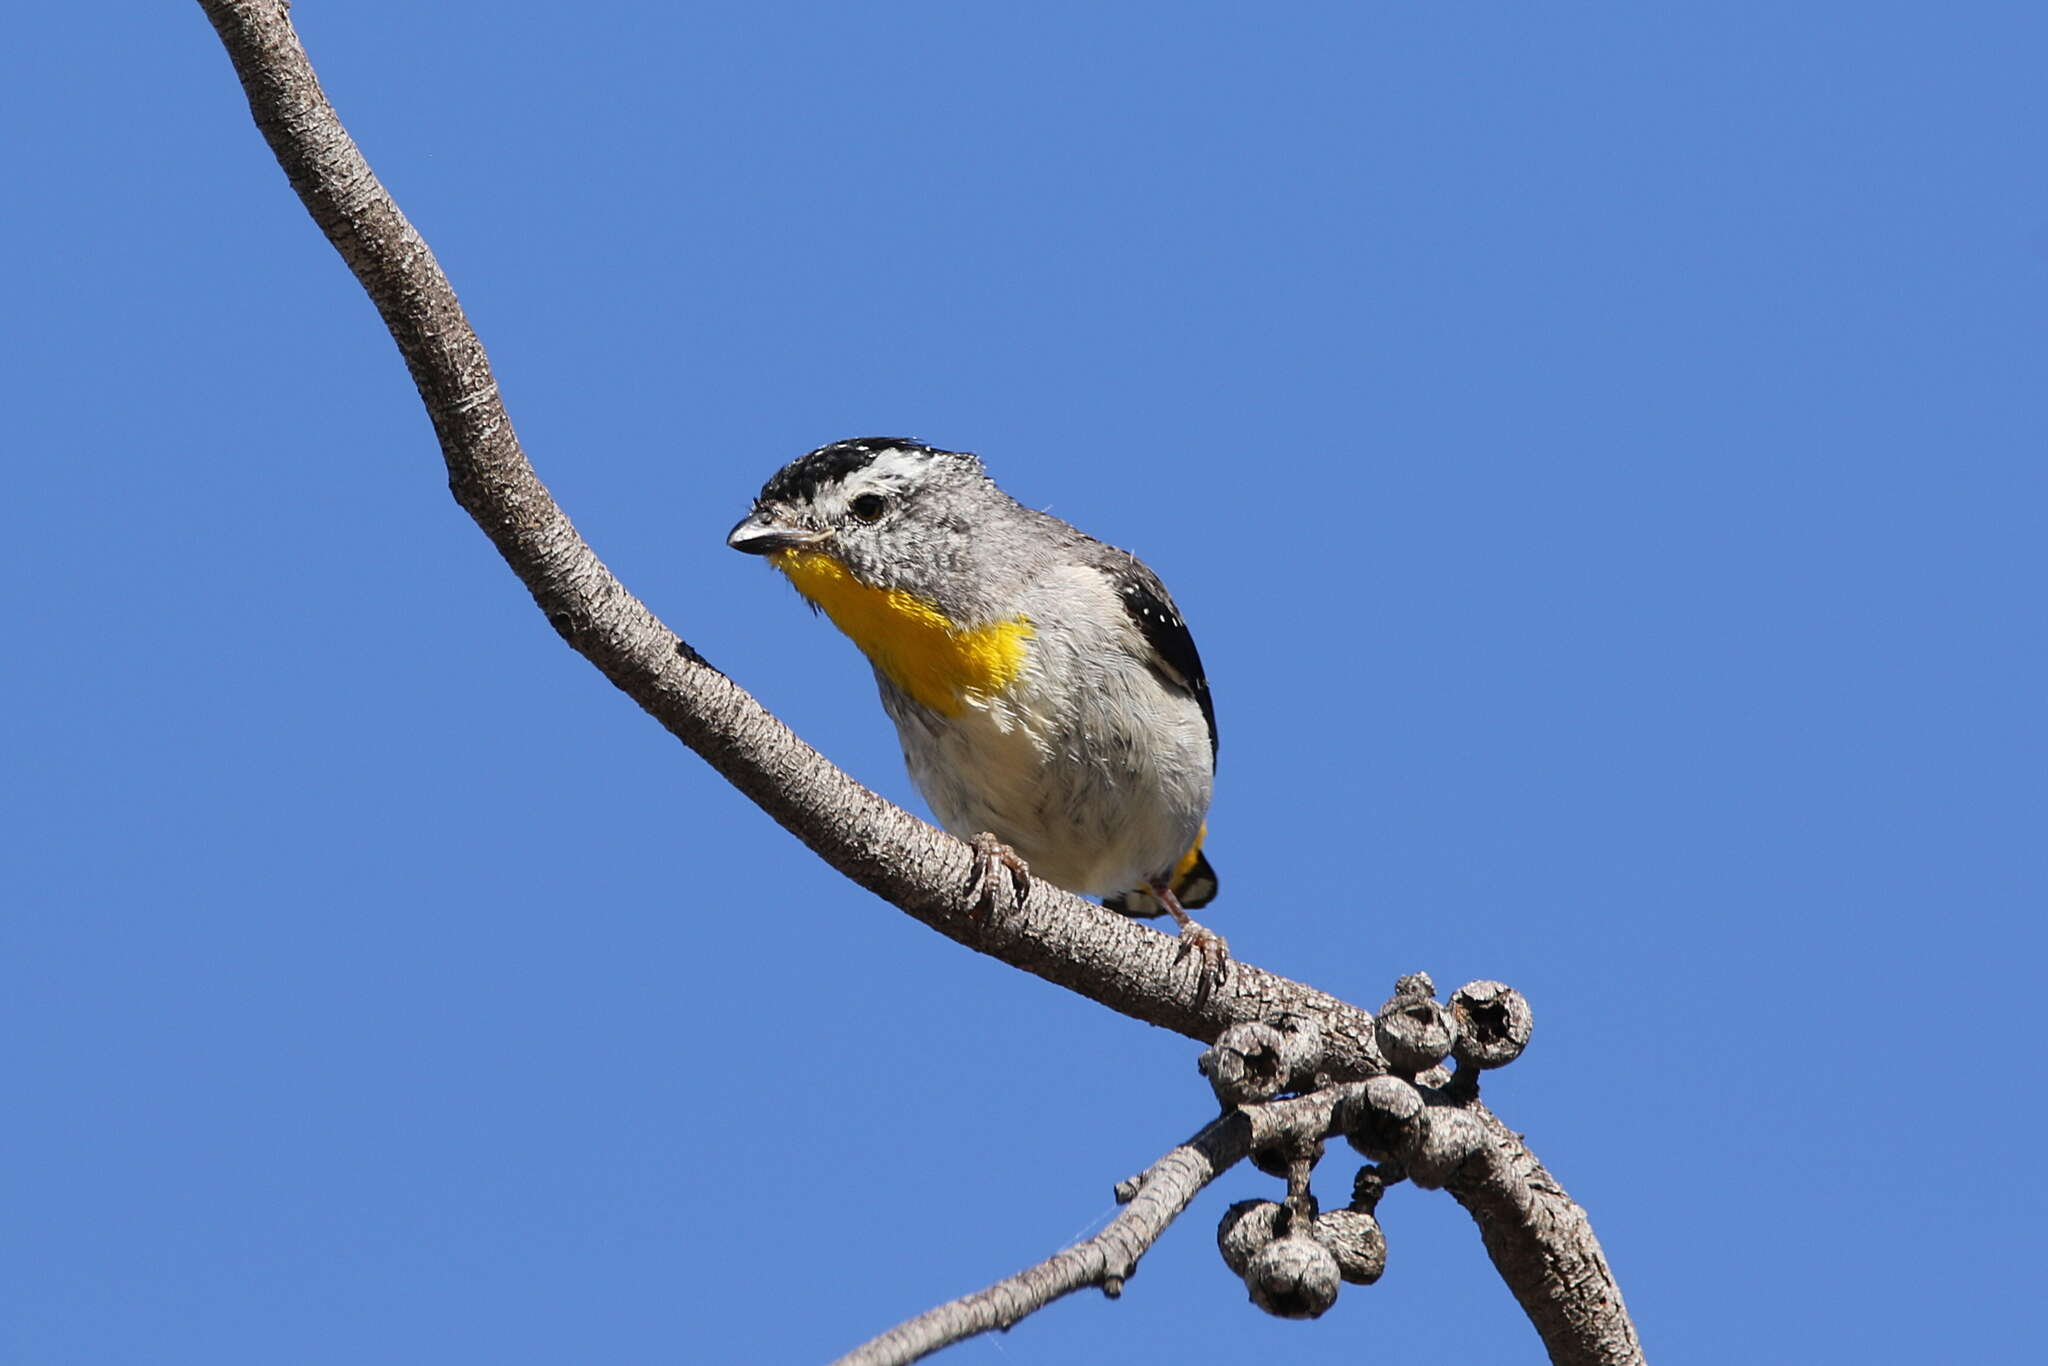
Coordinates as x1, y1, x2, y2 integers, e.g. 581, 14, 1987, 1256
728, 438, 1225, 970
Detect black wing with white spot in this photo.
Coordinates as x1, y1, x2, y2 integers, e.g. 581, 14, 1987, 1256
1109, 558, 1217, 766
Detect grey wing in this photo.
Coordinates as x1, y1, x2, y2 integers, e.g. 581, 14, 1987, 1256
1105, 555, 1217, 766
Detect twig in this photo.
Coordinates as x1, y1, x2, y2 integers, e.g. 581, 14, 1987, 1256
835, 1088, 1368, 1366
832, 1112, 1253, 1366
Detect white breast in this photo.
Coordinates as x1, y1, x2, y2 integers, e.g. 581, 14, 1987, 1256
878, 564, 1212, 899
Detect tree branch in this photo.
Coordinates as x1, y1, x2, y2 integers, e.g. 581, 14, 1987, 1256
195, 0, 1383, 1075
832, 1110, 1255, 1366
835, 1086, 1377, 1366
194, 4, 1643, 1362
1449, 1106, 1644, 1365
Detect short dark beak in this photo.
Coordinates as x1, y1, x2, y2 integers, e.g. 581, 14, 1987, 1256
727, 508, 831, 556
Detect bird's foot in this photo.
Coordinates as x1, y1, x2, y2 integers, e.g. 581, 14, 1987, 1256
1172, 917, 1232, 986
1151, 881, 1231, 993
966, 832, 1031, 917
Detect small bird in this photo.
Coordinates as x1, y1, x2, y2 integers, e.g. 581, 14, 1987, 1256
728, 438, 1225, 971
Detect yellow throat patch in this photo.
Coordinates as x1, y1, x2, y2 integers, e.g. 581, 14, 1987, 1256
772, 549, 1034, 715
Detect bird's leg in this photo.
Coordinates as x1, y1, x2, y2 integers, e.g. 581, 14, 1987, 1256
1149, 881, 1231, 986
966, 832, 1031, 917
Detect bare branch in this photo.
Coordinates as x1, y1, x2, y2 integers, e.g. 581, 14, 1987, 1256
832, 1111, 1254, 1366
836, 1087, 1367, 1366
1447, 1106, 1644, 1366
194, 0, 1383, 1074
1338, 1067, 1644, 1366
193, 5, 1643, 1362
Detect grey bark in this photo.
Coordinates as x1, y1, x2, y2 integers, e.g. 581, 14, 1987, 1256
194, 5, 1644, 1363
832, 1109, 1258, 1366
837, 1086, 1368, 1366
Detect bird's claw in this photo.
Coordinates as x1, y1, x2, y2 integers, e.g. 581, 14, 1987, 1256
1143, 879, 1231, 998
1172, 918, 1232, 989
966, 832, 1031, 917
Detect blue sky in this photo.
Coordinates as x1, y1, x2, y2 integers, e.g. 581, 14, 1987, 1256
6, 3, 2044, 1362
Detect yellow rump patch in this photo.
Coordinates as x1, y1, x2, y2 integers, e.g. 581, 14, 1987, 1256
773, 549, 1033, 715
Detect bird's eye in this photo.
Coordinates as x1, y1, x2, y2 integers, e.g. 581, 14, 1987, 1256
849, 493, 887, 524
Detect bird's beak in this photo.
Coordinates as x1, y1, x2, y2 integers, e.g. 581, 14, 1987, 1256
727, 507, 832, 556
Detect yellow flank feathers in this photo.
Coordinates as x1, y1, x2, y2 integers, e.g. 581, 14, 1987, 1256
773, 549, 1033, 715
1172, 825, 1208, 884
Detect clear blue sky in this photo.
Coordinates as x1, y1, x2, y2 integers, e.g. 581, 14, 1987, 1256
6, 3, 2044, 1362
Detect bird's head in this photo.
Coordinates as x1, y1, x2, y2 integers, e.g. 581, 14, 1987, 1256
728, 438, 993, 600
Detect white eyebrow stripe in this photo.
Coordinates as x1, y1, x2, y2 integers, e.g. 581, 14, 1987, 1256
846, 447, 932, 489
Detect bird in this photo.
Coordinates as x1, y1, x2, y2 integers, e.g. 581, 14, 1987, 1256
727, 438, 1225, 972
